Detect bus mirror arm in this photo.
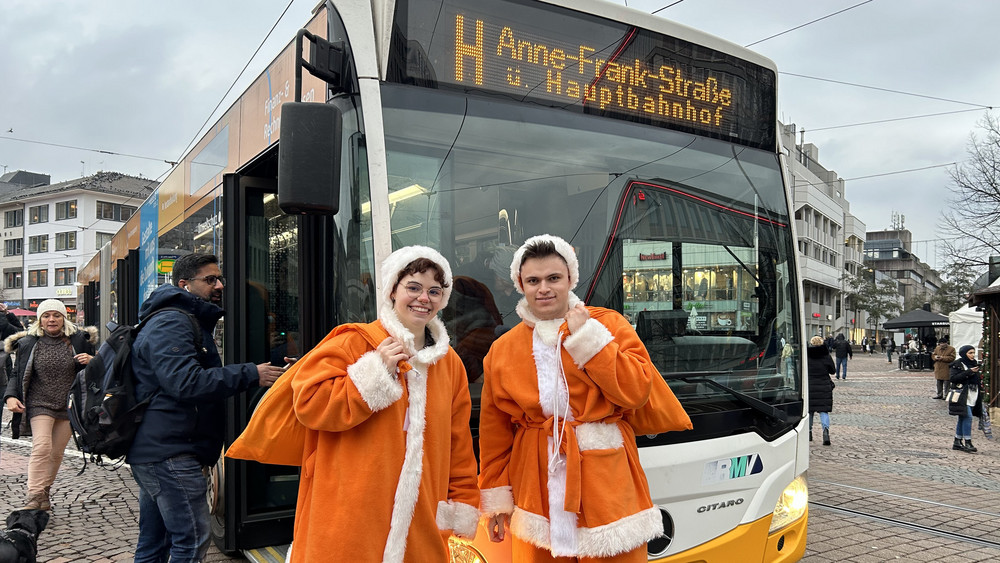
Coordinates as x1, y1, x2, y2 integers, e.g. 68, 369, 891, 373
295, 29, 347, 98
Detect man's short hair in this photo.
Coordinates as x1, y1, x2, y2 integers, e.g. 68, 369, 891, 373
518, 240, 566, 271
173, 254, 219, 286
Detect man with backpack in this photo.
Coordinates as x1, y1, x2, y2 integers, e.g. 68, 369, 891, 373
127, 253, 287, 563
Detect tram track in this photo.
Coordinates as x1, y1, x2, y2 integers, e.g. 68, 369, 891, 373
810, 479, 1000, 550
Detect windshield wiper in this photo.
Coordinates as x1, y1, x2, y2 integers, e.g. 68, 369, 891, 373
663, 371, 790, 424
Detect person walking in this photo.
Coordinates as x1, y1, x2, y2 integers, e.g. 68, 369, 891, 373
948, 345, 981, 453
228, 246, 481, 562
127, 254, 287, 563
832, 333, 853, 379
3, 299, 96, 510
887, 338, 896, 364
806, 335, 836, 446
932, 335, 956, 400
478, 234, 692, 562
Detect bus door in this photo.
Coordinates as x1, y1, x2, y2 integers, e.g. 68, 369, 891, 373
215, 171, 301, 553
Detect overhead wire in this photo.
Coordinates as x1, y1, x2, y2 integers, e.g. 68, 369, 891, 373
172, 0, 297, 165
0, 136, 176, 166
744, 0, 874, 47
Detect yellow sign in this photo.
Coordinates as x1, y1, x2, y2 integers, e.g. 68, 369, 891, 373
158, 258, 176, 274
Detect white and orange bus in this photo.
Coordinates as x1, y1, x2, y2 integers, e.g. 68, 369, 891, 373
80, 1, 808, 560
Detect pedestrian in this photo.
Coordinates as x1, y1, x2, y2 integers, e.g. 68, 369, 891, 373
806, 335, 836, 445
3, 299, 96, 510
887, 339, 896, 364
478, 234, 692, 562
781, 339, 796, 382
228, 246, 480, 562
0, 303, 25, 387
948, 345, 981, 453
824, 332, 834, 352
832, 333, 852, 379
127, 253, 287, 563
931, 335, 956, 400
880, 337, 887, 353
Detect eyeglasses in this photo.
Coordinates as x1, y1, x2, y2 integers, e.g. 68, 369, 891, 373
187, 275, 226, 286
399, 282, 444, 301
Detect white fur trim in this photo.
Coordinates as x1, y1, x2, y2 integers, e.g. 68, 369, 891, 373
516, 293, 583, 327
380, 245, 453, 307
378, 305, 451, 367
511, 506, 664, 558
576, 421, 625, 451
382, 366, 429, 563
480, 486, 514, 517
346, 351, 403, 412
436, 500, 481, 539
563, 318, 614, 368
510, 234, 579, 294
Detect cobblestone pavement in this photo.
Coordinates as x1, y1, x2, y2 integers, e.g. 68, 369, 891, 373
3, 352, 999, 561
803, 351, 1000, 562
0, 410, 243, 562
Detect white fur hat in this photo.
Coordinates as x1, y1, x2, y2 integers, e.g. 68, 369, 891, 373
509, 234, 579, 294
380, 245, 453, 308
36, 299, 67, 318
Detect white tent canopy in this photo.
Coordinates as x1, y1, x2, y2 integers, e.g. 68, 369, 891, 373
948, 276, 1000, 350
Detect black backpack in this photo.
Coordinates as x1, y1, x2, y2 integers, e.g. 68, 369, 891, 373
68, 307, 203, 468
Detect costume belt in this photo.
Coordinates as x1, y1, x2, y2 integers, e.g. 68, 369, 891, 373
520, 416, 583, 514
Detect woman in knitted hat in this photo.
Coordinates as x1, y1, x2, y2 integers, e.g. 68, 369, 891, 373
3, 299, 96, 510
948, 345, 982, 453
227, 246, 479, 562
478, 234, 692, 562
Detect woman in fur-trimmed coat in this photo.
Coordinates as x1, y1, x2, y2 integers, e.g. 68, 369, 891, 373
479, 235, 691, 562
3, 299, 96, 510
227, 246, 479, 563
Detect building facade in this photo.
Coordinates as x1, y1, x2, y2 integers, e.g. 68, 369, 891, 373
864, 228, 943, 310
0, 171, 155, 319
780, 123, 868, 341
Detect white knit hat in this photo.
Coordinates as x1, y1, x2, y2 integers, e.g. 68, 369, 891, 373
380, 246, 453, 308
36, 299, 67, 318
509, 234, 579, 294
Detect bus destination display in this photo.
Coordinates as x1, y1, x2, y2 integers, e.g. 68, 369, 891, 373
391, 0, 777, 150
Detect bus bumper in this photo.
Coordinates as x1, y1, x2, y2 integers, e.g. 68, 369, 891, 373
651, 508, 807, 563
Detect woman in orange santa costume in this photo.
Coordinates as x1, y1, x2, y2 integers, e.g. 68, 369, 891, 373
479, 235, 692, 562
227, 246, 479, 562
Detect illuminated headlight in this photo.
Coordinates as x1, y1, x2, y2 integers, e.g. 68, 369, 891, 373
448, 538, 488, 563
769, 474, 808, 532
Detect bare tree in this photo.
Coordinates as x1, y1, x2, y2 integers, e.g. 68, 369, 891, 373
942, 111, 1000, 267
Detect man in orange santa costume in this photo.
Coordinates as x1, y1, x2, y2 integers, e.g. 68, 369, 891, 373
479, 234, 692, 562
228, 246, 480, 562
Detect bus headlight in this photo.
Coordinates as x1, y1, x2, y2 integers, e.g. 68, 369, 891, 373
769, 475, 808, 532
448, 538, 488, 563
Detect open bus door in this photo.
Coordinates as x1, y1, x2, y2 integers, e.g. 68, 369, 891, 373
214, 162, 339, 558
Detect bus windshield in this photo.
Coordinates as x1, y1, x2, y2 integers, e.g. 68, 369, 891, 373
379, 83, 801, 440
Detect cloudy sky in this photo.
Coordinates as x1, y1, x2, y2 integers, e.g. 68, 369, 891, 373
2, 0, 995, 269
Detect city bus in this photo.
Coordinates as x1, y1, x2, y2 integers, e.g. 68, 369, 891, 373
78, 0, 808, 560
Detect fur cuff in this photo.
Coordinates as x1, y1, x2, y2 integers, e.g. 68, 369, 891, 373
436, 500, 480, 539
347, 351, 403, 412
480, 486, 514, 517
564, 318, 613, 368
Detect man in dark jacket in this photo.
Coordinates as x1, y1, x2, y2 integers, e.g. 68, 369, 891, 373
127, 253, 287, 563
832, 333, 853, 380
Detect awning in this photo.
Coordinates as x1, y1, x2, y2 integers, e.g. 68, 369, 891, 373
8, 308, 35, 316
883, 308, 949, 330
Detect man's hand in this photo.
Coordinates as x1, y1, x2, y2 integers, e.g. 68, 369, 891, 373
486, 513, 509, 542
255, 363, 286, 387
565, 303, 590, 334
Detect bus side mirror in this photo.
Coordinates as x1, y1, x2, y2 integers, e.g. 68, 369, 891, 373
278, 102, 342, 215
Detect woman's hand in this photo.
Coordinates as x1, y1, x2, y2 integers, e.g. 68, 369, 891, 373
377, 337, 409, 376
5, 397, 24, 413
74, 352, 93, 366
486, 513, 510, 542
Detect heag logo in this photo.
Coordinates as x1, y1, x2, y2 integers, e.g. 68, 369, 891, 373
702, 454, 764, 484
697, 498, 744, 513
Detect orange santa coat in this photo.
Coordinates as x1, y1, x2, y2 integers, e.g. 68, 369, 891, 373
478, 295, 691, 558
227, 310, 480, 563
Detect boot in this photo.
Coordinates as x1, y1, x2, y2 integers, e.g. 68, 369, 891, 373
40, 486, 51, 511
822, 428, 831, 446
809, 429, 813, 441
21, 493, 43, 510
953, 438, 966, 451
965, 439, 978, 453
